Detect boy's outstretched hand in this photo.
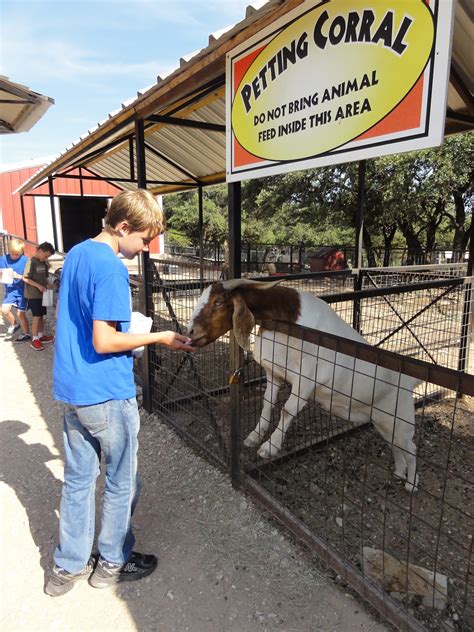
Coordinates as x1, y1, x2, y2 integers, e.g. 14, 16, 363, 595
159, 331, 195, 352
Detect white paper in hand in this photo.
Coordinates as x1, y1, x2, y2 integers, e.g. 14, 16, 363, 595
130, 311, 153, 358
42, 289, 54, 307
0, 268, 14, 284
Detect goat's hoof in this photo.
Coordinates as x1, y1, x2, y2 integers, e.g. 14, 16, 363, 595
394, 468, 407, 481
243, 432, 262, 448
257, 441, 280, 460
404, 474, 419, 493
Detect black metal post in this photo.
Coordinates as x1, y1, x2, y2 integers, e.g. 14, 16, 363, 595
228, 181, 242, 488
353, 160, 365, 332
129, 138, 135, 181
20, 195, 27, 239
135, 118, 153, 412
458, 219, 473, 374
48, 176, 59, 252
79, 167, 84, 196
198, 186, 204, 283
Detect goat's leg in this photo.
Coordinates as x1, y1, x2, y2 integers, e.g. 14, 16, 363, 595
393, 409, 419, 493
392, 445, 408, 480
374, 409, 419, 493
243, 376, 283, 448
392, 442, 418, 492
403, 440, 418, 492
257, 382, 309, 460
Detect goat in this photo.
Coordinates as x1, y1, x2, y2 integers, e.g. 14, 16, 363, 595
187, 279, 419, 492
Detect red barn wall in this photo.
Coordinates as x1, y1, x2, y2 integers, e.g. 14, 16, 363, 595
1, 165, 161, 253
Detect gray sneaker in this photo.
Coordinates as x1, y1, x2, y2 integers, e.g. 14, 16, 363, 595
4, 324, 20, 341
14, 333, 31, 343
45, 555, 98, 597
89, 551, 158, 589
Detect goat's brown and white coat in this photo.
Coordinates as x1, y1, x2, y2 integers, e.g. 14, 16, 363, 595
188, 279, 419, 491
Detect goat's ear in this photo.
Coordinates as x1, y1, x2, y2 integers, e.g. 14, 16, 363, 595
231, 294, 255, 351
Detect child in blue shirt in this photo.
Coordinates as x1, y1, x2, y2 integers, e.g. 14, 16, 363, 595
47, 189, 194, 597
0, 238, 30, 341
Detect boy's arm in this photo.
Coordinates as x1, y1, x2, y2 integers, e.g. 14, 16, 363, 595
92, 320, 194, 354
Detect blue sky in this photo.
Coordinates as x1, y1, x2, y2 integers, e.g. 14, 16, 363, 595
0, 0, 258, 167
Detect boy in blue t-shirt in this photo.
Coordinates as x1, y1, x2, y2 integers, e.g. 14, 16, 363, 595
47, 189, 194, 598
0, 238, 30, 341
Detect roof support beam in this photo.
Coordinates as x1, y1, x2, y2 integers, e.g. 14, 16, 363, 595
446, 108, 474, 128
146, 114, 225, 132
449, 66, 474, 115
129, 137, 135, 181
71, 130, 137, 170
0, 99, 37, 104
52, 172, 196, 187
144, 140, 200, 183
0, 119, 14, 132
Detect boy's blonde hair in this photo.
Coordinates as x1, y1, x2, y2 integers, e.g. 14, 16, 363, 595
105, 189, 166, 239
9, 238, 25, 257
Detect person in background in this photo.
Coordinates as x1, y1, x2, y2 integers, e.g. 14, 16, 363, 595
23, 241, 55, 351
0, 238, 30, 342
46, 189, 194, 597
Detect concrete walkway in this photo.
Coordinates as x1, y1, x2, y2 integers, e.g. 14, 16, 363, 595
0, 312, 388, 632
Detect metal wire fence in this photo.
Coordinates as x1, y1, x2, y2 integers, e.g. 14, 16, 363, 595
240, 324, 473, 632
141, 255, 473, 631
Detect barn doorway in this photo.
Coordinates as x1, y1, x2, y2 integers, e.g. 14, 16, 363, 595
60, 196, 108, 252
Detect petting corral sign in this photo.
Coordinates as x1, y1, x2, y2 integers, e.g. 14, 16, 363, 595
226, 0, 455, 182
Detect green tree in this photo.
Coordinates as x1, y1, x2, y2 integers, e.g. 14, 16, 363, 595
163, 133, 472, 263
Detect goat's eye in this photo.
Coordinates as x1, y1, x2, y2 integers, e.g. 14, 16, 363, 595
214, 299, 224, 308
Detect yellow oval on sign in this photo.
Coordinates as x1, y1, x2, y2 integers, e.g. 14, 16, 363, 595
232, 0, 434, 161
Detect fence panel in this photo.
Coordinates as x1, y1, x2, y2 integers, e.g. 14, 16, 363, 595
240, 323, 474, 632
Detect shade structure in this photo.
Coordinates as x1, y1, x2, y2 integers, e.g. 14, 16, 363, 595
0, 76, 54, 135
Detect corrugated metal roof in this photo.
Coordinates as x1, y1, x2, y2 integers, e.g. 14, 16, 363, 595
0, 76, 54, 134
17, 0, 474, 196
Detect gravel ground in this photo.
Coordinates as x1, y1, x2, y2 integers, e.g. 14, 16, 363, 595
0, 307, 388, 632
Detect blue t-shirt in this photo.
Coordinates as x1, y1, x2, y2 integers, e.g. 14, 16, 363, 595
53, 239, 135, 405
0, 253, 28, 296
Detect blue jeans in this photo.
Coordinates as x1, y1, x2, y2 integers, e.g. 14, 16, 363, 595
54, 398, 141, 573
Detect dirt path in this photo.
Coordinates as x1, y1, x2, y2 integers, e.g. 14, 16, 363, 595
0, 314, 388, 632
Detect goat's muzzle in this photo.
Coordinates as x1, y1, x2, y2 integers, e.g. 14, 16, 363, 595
188, 334, 208, 348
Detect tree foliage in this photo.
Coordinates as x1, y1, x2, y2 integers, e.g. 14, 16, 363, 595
163, 133, 473, 257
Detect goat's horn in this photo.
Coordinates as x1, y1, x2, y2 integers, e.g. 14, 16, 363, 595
221, 278, 283, 291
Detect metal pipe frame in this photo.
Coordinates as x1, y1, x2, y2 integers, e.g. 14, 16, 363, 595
147, 113, 225, 133
143, 140, 200, 184
135, 118, 153, 412
353, 160, 365, 332
198, 186, 204, 281
228, 181, 243, 487
51, 172, 196, 187
458, 219, 473, 373
47, 176, 59, 251
20, 195, 27, 239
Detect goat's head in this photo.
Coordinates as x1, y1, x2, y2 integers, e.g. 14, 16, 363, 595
187, 278, 282, 351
